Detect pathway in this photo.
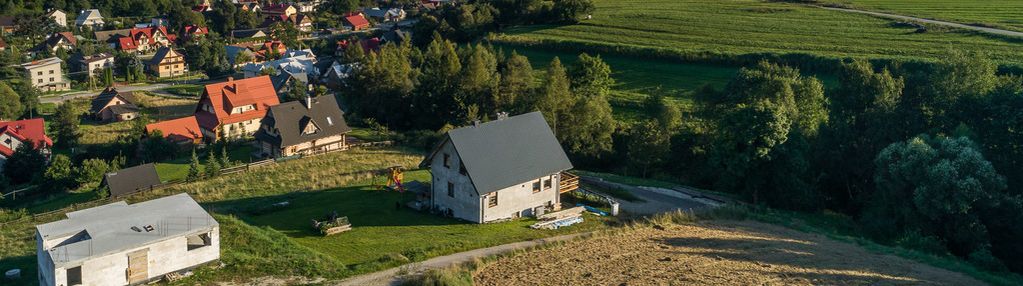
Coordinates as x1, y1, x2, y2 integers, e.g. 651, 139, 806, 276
819, 6, 1023, 38
337, 232, 593, 286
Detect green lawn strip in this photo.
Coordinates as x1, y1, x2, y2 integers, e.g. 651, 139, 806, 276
158, 84, 205, 97
495, 0, 1023, 67
572, 170, 736, 200
819, 0, 1023, 32
155, 145, 256, 183
347, 126, 396, 142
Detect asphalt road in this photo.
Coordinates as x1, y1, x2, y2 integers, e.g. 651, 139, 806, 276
820, 6, 1023, 38
40, 83, 176, 104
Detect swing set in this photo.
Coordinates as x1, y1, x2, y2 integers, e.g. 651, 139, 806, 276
382, 166, 405, 192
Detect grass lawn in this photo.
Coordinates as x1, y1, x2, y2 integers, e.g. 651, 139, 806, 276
347, 126, 396, 142
494, 0, 1023, 67
155, 144, 257, 182
158, 84, 205, 97
820, 0, 1023, 32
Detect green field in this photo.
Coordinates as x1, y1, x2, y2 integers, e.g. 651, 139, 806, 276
494, 0, 1023, 66
821, 0, 1023, 32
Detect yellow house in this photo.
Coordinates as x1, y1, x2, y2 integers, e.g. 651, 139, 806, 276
148, 47, 187, 78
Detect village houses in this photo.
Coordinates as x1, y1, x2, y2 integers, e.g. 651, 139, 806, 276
149, 47, 187, 78
72, 52, 115, 78
21, 57, 69, 92
35, 193, 219, 286
35, 32, 77, 54
255, 95, 351, 158
194, 76, 281, 141
0, 118, 52, 170
74, 9, 104, 29
45, 9, 67, 27
89, 87, 140, 122
421, 112, 577, 223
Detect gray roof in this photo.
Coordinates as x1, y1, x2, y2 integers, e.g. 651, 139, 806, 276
149, 47, 179, 65
94, 28, 130, 43
35, 193, 217, 267
104, 163, 160, 197
270, 71, 309, 92
255, 95, 351, 147
422, 112, 573, 194
231, 29, 267, 39
89, 87, 136, 114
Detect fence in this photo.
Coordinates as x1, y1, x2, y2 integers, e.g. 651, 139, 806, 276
0, 143, 396, 228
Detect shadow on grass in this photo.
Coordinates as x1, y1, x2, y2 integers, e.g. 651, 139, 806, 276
0, 255, 38, 286
207, 183, 464, 238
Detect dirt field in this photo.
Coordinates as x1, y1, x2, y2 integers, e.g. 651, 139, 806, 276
474, 220, 983, 286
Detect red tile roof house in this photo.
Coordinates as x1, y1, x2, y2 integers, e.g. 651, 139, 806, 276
0, 118, 53, 170
108, 26, 173, 54
344, 13, 371, 31
194, 76, 281, 142
179, 25, 208, 43
145, 116, 204, 145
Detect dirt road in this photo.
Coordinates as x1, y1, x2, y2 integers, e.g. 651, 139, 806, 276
475, 220, 984, 286
821, 6, 1023, 38
337, 232, 593, 286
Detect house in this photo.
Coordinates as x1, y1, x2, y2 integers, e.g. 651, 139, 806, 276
75, 9, 105, 29
253, 40, 288, 62
73, 52, 116, 77
194, 76, 281, 141
262, 4, 297, 17
320, 60, 355, 90
344, 13, 371, 31
382, 29, 411, 44
45, 9, 67, 27
21, 58, 69, 92
35, 193, 219, 286
180, 25, 209, 42
240, 49, 317, 78
90, 87, 140, 122
35, 32, 77, 54
229, 29, 267, 42
255, 95, 350, 158
336, 37, 380, 55
0, 16, 17, 34
149, 47, 187, 78
100, 26, 173, 54
145, 116, 204, 145
104, 163, 161, 197
270, 70, 310, 96
235, 1, 261, 13
363, 8, 406, 23
0, 118, 53, 170
420, 112, 575, 223
260, 14, 313, 32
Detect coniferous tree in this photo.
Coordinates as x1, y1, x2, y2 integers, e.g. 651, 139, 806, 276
187, 149, 202, 181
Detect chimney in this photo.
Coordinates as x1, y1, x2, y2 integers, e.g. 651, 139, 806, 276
472, 120, 481, 127
226, 76, 234, 81
305, 95, 313, 109
496, 112, 509, 120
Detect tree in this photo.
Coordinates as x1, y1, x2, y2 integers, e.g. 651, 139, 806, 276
327, 0, 360, 14
552, 0, 595, 23
219, 146, 231, 168
340, 41, 365, 64
286, 79, 308, 102
3, 144, 47, 185
556, 54, 617, 158
627, 120, 671, 177
0, 82, 23, 120
187, 149, 202, 181
415, 35, 462, 127
532, 57, 574, 133
570, 53, 613, 98
703, 61, 828, 208
642, 94, 682, 133
867, 135, 1007, 262
497, 51, 534, 112
141, 130, 178, 162
204, 151, 221, 178
74, 158, 110, 185
269, 22, 302, 49
458, 44, 500, 120
101, 67, 114, 87
51, 102, 81, 149
43, 154, 74, 192
16, 80, 40, 118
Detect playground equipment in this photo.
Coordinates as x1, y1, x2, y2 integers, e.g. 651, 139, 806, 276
383, 166, 405, 192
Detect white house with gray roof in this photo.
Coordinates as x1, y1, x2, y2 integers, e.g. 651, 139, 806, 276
35, 193, 219, 286
420, 111, 575, 223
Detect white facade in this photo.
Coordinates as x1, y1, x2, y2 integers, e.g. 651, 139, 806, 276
430, 140, 561, 223
22, 58, 69, 91
75, 9, 105, 28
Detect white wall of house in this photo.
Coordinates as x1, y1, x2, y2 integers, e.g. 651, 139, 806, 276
38, 227, 220, 286
430, 140, 561, 223
25, 63, 68, 91
0, 132, 24, 153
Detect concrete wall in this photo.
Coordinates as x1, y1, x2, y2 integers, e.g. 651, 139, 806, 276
41, 227, 220, 286
430, 140, 560, 223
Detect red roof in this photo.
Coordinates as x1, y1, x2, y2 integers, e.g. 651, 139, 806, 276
117, 37, 138, 51
194, 76, 281, 131
182, 25, 208, 36
146, 116, 204, 144
0, 118, 53, 157
344, 14, 370, 29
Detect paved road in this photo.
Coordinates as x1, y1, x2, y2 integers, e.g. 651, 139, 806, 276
820, 6, 1023, 38
40, 83, 177, 104
337, 232, 593, 286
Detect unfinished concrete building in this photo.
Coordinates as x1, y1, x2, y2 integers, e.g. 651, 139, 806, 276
35, 193, 219, 286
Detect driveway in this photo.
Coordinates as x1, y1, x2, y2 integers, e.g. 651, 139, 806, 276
820, 6, 1023, 38
579, 176, 725, 216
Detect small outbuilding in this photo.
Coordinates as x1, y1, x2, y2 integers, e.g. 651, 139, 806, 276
420, 111, 575, 223
35, 193, 219, 286
103, 163, 161, 197
90, 87, 140, 122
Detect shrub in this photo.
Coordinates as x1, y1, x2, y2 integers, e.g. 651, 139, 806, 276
895, 231, 950, 257
75, 158, 110, 185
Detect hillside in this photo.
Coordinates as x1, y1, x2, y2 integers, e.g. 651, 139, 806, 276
820, 0, 1023, 32
474, 220, 985, 285
494, 0, 1023, 66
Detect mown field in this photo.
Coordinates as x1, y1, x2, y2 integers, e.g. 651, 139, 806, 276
494, 0, 1023, 66
820, 0, 1023, 32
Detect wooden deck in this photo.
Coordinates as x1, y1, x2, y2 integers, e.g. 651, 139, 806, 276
559, 172, 580, 193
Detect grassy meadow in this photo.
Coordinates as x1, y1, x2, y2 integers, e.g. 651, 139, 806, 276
820, 0, 1023, 32
494, 0, 1023, 66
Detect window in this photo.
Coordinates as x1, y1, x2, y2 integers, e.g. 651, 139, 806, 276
37, 71, 42, 75
49, 70, 54, 74
187, 232, 212, 251
488, 192, 498, 207
458, 162, 466, 175
37, 79, 43, 83
442, 153, 450, 168
67, 266, 82, 285
532, 180, 541, 193
50, 77, 55, 82
447, 182, 454, 197
544, 179, 552, 189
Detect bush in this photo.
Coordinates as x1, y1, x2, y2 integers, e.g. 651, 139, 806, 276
75, 158, 110, 185
895, 231, 949, 256
970, 248, 1009, 272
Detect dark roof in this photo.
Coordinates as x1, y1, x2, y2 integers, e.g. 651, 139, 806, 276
270, 71, 309, 92
422, 112, 573, 194
108, 104, 140, 115
255, 95, 351, 147
89, 88, 136, 114
149, 47, 178, 65
104, 163, 161, 197
231, 29, 266, 39
94, 28, 131, 43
